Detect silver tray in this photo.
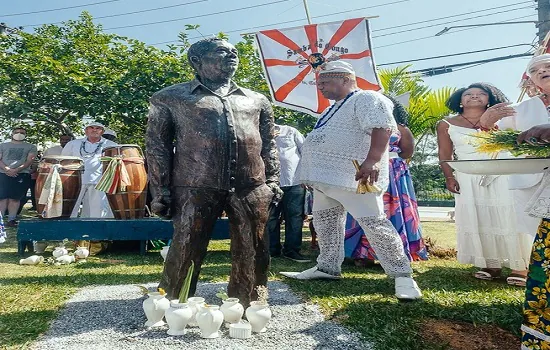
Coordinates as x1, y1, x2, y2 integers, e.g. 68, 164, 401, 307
442, 158, 550, 175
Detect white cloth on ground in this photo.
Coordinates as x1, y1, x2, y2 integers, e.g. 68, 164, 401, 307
445, 120, 531, 270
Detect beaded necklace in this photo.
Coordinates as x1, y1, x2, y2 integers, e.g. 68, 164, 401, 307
313, 90, 359, 129
80, 139, 104, 158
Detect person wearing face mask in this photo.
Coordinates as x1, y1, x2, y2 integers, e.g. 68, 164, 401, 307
437, 83, 531, 286
62, 122, 117, 218
0, 127, 38, 227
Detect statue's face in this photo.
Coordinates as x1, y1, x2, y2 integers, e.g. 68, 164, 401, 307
195, 41, 239, 80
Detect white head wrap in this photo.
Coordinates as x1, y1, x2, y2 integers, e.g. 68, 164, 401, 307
319, 60, 355, 75
526, 53, 550, 77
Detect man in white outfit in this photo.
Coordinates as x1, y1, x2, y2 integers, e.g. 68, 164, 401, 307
62, 122, 117, 218
280, 61, 422, 300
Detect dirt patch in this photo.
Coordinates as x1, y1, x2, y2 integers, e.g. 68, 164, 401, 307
420, 318, 520, 350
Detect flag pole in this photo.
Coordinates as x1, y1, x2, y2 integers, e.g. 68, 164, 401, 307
303, 0, 312, 24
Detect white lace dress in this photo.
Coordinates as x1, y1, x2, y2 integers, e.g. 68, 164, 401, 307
445, 121, 532, 270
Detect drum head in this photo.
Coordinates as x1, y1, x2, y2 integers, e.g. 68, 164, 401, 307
103, 144, 140, 151
42, 155, 83, 161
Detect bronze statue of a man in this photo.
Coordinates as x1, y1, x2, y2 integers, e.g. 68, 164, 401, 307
146, 38, 281, 306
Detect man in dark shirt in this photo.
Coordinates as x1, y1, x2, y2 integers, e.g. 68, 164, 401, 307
146, 38, 281, 306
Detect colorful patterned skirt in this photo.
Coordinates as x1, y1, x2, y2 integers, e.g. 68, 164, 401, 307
522, 218, 550, 350
344, 157, 428, 261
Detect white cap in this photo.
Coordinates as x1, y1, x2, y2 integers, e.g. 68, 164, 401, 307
103, 128, 117, 137
85, 121, 105, 129
319, 60, 355, 75
526, 53, 550, 77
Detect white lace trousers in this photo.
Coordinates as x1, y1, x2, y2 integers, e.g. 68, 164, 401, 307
313, 185, 412, 277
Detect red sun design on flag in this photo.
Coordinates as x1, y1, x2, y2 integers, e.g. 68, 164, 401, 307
255, 17, 382, 115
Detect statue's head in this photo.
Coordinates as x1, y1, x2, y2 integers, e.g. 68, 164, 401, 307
187, 38, 239, 81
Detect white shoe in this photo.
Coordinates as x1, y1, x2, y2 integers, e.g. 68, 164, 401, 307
395, 277, 422, 300
280, 266, 341, 280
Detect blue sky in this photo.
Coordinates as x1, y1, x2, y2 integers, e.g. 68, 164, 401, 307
0, 0, 538, 102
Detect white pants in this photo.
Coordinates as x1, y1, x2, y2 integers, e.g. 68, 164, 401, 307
71, 184, 113, 218
314, 185, 384, 218
313, 184, 412, 277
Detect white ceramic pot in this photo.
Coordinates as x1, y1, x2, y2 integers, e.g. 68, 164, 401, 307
55, 255, 75, 264
160, 246, 170, 262
196, 304, 224, 339
186, 296, 205, 327
74, 247, 90, 261
220, 297, 244, 326
19, 255, 44, 265
165, 300, 193, 336
52, 247, 68, 258
229, 321, 252, 339
245, 301, 272, 333
142, 292, 170, 327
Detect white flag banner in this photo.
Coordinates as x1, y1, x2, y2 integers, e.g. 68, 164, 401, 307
255, 17, 382, 116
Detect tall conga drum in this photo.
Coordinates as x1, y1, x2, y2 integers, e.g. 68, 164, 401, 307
35, 156, 83, 218
101, 145, 147, 219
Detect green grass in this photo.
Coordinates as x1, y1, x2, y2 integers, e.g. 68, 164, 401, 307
0, 215, 524, 350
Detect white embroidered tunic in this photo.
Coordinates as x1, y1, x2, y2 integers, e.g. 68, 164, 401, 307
295, 90, 397, 192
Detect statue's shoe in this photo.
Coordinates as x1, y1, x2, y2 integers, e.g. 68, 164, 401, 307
280, 266, 341, 280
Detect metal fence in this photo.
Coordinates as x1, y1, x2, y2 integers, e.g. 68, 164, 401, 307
416, 188, 455, 207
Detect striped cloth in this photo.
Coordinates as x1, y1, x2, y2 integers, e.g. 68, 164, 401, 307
95, 157, 131, 195
38, 164, 63, 218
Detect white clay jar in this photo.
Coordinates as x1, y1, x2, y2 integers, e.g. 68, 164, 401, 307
142, 292, 170, 327
165, 300, 193, 336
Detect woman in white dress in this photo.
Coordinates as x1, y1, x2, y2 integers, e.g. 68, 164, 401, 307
480, 54, 550, 257
437, 83, 531, 286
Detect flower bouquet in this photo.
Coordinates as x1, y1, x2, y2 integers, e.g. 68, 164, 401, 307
471, 129, 550, 158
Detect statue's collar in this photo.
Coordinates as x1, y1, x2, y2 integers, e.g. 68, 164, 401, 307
189, 79, 250, 97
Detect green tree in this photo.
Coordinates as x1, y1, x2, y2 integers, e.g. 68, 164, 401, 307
0, 12, 190, 146
379, 65, 454, 143
379, 66, 454, 195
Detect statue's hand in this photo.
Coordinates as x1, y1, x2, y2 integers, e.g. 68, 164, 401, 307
266, 182, 283, 206
151, 195, 172, 219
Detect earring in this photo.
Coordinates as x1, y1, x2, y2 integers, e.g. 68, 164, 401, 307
459, 103, 463, 108
487, 103, 490, 107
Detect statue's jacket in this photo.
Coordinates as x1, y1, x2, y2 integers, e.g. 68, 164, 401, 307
146, 79, 279, 197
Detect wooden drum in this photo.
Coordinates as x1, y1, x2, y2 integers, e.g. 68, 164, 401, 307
35, 156, 83, 218
102, 144, 147, 219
